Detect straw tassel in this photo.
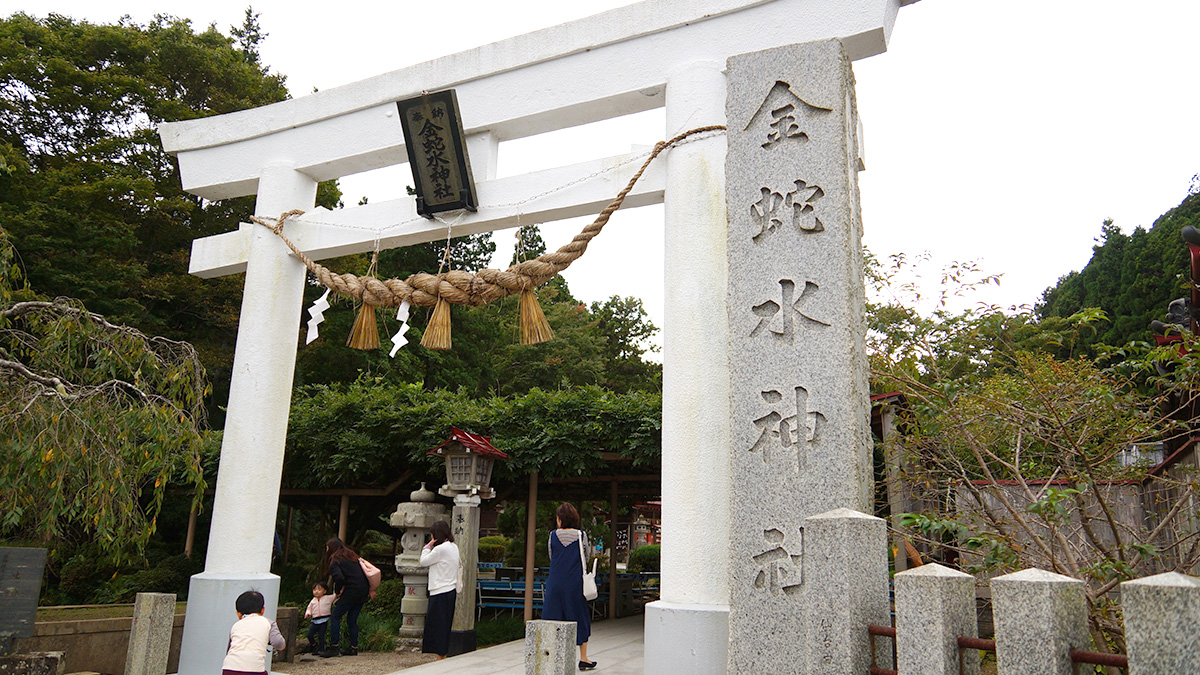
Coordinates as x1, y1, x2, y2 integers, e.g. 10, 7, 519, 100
518, 288, 554, 346
346, 302, 380, 350
420, 296, 453, 350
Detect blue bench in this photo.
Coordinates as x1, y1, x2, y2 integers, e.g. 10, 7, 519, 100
476, 578, 612, 618
477, 578, 545, 617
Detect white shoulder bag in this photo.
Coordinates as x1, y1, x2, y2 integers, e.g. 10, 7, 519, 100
579, 533, 598, 601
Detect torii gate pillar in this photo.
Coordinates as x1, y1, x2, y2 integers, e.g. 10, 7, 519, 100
647, 59, 733, 672
175, 165, 315, 675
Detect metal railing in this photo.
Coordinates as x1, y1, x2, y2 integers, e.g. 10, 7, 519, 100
866, 624, 1128, 674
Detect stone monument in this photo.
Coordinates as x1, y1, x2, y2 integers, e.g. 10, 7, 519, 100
724, 39, 884, 674
389, 483, 448, 649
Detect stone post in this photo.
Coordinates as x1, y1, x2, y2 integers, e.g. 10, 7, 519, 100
124, 593, 176, 675
389, 484, 447, 649
725, 38, 873, 675
645, 57, 731, 675
177, 163, 315, 675
802, 509, 891, 675
524, 620, 576, 675
991, 568, 1088, 675
449, 494, 481, 655
0, 652, 64, 675
894, 564, 978, 675
1121, 571, 1200, 674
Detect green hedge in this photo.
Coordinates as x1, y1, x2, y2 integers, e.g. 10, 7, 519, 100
478, 536, 510, 563
627, 544, 660, 573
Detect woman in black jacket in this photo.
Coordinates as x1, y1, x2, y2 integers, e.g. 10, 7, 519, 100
319, 537, 369, 657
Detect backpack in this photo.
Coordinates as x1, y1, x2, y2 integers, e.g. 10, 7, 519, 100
359, 558, 382, 599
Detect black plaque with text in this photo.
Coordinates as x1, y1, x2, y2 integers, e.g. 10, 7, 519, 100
0, 547, 47, 654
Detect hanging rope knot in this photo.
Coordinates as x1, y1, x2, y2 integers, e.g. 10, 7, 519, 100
251, 126, 727, 349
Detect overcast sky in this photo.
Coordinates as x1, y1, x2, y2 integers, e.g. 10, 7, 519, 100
6, 0, 1199, 351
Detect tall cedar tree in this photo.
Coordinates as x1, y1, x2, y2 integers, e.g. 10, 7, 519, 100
1038, 190, 1200, 352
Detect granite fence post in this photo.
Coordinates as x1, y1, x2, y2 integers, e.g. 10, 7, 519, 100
524, 620, 575, 675
894, 563, 978, 675
275, 606, 297, 663
1122, 571, 1200, 674
802, 508, 891, 675
726, 37, 873, 675
124, 593, 176, 675
124, 590, 175, 672
991, 568, 1087, 675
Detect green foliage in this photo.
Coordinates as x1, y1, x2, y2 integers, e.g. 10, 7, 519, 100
90, 554, 202, 604
476, 614, 526, 646
504, 536, 550, 568
0, 227, 209, 567
627, 544, 660, 573
478, 535, 510, 563
354, 609, 402, 652
367, 578, 406, 618
1039, 191, 1200, 352
284, 381, 661, 490
0, 12, 342, 426
872, 251, 1200, 648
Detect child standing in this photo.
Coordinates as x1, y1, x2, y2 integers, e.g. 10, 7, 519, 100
303, 582, 335, 654
222, 590, 286, 675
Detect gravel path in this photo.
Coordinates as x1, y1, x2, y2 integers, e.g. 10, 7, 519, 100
274, 649, 439, 675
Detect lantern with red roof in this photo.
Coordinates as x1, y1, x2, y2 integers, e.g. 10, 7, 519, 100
427, 427, 509, 499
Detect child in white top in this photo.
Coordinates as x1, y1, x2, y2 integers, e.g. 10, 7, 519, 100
222, 590, 285, 675
303, 582, 335, 653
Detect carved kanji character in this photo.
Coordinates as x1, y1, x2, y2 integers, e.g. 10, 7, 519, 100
750, 386, 825, 470
750, 279, 830, 342
752, 527, 803, 596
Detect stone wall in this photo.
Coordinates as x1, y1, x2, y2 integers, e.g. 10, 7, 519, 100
14, 607, 297, 675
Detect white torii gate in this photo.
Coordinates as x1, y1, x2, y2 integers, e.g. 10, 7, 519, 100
160, 1, 915, 673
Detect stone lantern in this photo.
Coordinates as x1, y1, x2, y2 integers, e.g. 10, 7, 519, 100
428, 427, 506, 499
633, 515, 653, 550
389, 483, 447, 649
426, 428, 508, 655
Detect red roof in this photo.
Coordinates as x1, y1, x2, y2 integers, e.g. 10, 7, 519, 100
427, 427, 508, 460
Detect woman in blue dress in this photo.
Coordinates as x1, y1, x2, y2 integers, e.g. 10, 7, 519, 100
541, 502, 596, 671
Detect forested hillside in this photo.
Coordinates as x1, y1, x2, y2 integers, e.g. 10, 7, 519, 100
1038, 189, 1200, 350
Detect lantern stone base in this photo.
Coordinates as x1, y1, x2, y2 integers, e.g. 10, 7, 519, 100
447, 630, 476, 657
394, 637, 422, 651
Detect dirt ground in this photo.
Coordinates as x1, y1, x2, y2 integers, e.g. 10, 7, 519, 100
274, 649, 439, 675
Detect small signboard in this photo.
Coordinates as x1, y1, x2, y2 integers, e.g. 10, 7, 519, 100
396, 89, 478, 218
0, 547, 47, 655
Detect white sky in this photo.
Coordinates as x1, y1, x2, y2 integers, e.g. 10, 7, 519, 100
6, 0, 1200, 352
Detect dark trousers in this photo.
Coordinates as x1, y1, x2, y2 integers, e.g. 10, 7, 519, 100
329, 596, 364, 649
422, 589, 457, 656
306, 619, 328, 651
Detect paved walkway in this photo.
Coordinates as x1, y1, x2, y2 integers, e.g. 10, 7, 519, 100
390, 615, 645, 675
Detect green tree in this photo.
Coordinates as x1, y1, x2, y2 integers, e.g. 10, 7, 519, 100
229, 7, 266, 65
0, 226, 208, 567
870, 253, 1200, 654
590, 295, 661, 392
1039, 191, 1200, 351
0, 12, 339, 425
